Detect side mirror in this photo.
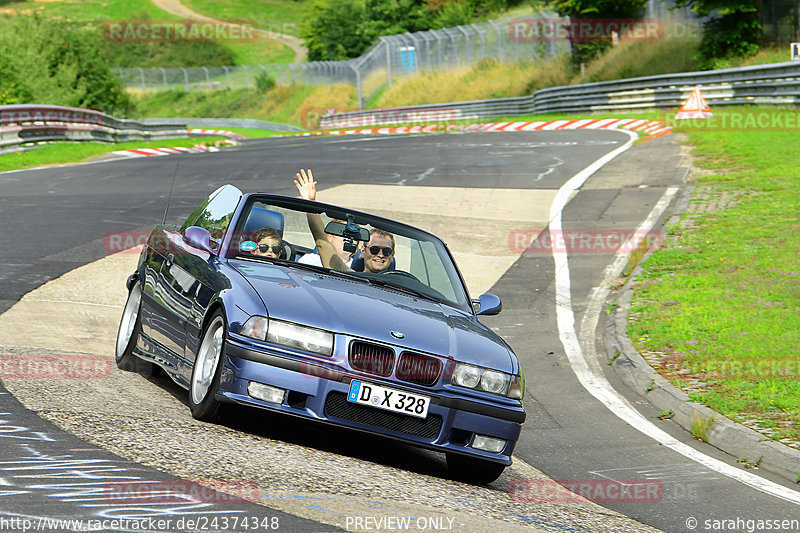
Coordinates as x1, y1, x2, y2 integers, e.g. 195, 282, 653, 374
472, 293, 502, 316
184, 226, 214, 254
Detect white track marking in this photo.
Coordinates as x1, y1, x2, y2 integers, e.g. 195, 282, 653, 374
550, 130, 800, 504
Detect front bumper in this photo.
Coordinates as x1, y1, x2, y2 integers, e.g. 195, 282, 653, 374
221, 339, 524, 465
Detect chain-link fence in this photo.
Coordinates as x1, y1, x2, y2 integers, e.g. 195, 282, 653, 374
116, 12, 570, 107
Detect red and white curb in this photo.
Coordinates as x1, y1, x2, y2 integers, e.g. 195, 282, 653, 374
276, 125, 442, 137
111, 128, 242, 158
464, 118, 672, 139
111, 145, 219, 158
187, 128, 245, 140
275, 119, 672, 141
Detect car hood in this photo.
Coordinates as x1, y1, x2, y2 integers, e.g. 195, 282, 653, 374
231, 260, 514, 373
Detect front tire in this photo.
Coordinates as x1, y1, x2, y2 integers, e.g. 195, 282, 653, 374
189, 311, 227, 422
116, 281, 142, 370
446, 453, 506, 484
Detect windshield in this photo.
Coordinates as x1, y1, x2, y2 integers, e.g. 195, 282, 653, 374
227, 195, 471, 312
180, 184, 243, 244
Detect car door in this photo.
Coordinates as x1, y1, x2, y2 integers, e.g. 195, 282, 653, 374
141, 184, 242, 373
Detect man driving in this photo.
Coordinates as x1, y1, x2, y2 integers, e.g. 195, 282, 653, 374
294, 169, 394, 274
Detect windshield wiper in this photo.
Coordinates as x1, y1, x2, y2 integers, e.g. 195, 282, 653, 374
364, 276, 439, 302
285, 261, 373, 284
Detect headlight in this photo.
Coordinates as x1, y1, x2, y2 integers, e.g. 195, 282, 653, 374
451, 362, 523, 398
453, 364, 481, 388
241, 316, 268, 340
240, 316, 333, 356
480, 370, 507, 394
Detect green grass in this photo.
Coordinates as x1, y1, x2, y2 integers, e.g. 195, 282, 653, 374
198, 127, 283, 138
628, 109, 800, 441
0, 0, 174, 22
0, 0, 294, 66
691, 413, 716, 442
0, 136, 225, 173
182, 0, 307, 37
130, 83, 353, 127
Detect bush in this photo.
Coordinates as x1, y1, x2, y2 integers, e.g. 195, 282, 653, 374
0, 16, 133, 114
697, 12, 760, 68
255, 71, 277, 92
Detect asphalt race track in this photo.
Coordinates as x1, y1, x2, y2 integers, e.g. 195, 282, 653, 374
1, 131, 799, 532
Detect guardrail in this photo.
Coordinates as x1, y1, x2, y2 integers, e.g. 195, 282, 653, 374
138, 117, 303, 132
0, 105, 188, 149
320, 61, 800, 128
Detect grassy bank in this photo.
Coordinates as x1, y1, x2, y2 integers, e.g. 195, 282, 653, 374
0, 136, 226, 173
628, 109, 800, 444
131, 84, 358, 127
0, 0, 293, 66
128, 35, 701, 126
183, 0, 307, 37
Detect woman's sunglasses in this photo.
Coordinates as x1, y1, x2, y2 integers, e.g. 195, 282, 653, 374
368, 246, 394, 256
258, 243, 282, 254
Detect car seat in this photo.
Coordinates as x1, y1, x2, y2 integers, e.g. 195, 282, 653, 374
239, 207, 295, 261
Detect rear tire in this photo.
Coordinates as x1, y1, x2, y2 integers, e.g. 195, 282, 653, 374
115, 281, 152, 374
189, 311, 227, 422
446, 452, 506, 484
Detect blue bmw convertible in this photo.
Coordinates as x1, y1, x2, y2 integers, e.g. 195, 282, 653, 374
115, 184, 525, 483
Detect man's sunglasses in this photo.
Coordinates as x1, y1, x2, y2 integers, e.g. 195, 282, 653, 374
368, 246, 394, 256
258, 243, 282, 254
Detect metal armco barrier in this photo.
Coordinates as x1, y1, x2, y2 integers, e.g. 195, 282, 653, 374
320, 61, 800, 128
0, 105, 188, 149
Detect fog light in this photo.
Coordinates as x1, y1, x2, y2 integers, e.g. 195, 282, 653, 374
471, 434, 506, 453
247, 381, 285, 404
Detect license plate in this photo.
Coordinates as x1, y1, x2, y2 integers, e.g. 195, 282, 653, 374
347, 380, 430, 419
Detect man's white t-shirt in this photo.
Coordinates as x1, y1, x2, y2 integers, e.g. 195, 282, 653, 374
298, 252, 353, 268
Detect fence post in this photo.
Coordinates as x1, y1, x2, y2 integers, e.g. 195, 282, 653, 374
350, 62, 363, 110
159, 67, 167, 90
201, 66, 210, 90
472, 23, 485, 60
180, 67, 189, 91
445, 28, 459, 64
488, 20, 502, 62
138, 67, 145, 90
420, 32, 432, 71
384, 38, 392, 88
457, 26, 471, 66
243, 65, 250, 88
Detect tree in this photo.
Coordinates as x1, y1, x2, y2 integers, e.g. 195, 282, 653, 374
301, 0, 371, 61
0, 16, 132, 114
674, 0, 761, 65
301, 0, 434, 61
550, 0, 648, 69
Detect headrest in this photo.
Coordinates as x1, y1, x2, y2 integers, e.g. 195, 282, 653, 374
242, 207, 284, 238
